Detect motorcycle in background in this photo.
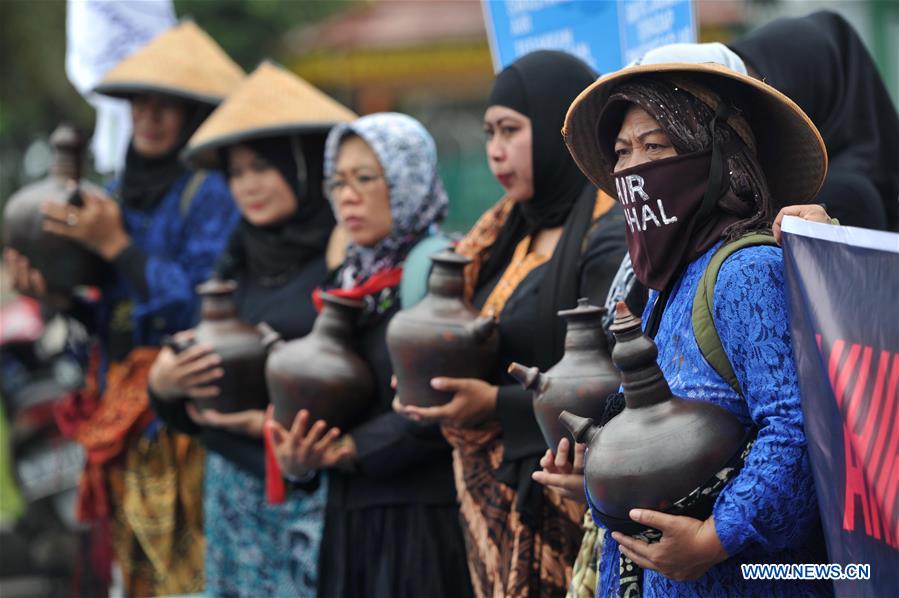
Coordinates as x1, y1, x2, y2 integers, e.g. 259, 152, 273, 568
0, 293, 101, 597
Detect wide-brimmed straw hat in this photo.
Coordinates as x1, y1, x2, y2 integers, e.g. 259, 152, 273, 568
93, 20, 244, 105
563, 62, 828, 207
183, 61, 358, 169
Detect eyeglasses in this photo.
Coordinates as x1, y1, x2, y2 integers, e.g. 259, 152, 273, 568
323, 172, 385, 199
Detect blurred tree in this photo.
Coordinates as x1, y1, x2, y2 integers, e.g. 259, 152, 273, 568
174, 0, 355, 71
0, 0, 353, 228
0, 0, 93, 203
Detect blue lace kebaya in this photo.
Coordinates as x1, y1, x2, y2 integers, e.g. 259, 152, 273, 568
592, 242, 830, 597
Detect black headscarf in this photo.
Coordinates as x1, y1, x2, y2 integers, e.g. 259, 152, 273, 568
119, 100, 210, 212
479, 50, 598, 371
217, 134, 335, 283
730, 10, 899, 231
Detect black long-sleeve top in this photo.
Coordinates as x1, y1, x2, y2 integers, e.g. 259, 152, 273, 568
329, 287, 458, 510
472, 202, 627, 464
150, 256, 327, 478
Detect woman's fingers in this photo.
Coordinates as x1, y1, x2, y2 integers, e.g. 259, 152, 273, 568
540, 448, 554, 470
175, 342, 218, 366
182, 366, 224, 389
326, 444, 354, 467
13, 253, 32, 292
530, 471, 583, 501
312, 427, 341, 456
293, 420, 328, 466
40, 201, 75, 224
554, 438, 570, 468
185, 384, 220, 400
42, 218, 80, 240
289, 410, 311, 444
28, 269, 46, 296
267, 418, 287, 448
173, 329, 196, 344
400, 399, 457, 424
573, 442, 586, 470
176, 351, 221, 378
302, 420, 329, 451
184, 403, 209, 426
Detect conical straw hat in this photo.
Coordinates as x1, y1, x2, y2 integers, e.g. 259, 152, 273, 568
93, 20, 244, 105
184, 61, 358, 169
563, 62, 828, 208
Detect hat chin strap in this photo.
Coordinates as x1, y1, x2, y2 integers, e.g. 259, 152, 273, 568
696, 102, 743, 223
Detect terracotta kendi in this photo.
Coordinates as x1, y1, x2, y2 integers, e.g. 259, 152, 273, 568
508, 298, 619, 450
3, 124, 109, 295
168, 278, 269, 413
387, 249, 498, 407
261, 292, 373, 429
559, 302, 746, 531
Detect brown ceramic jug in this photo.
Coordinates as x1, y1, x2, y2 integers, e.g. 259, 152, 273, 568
508, 298, 619, 451
559, 302, 746, 532
168, 278, 269, 413
386, 249, 498, 407
3, 124, 109, 295
261, 292, 374, 429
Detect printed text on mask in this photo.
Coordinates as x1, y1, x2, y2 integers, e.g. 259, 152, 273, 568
615, 174, 678, 233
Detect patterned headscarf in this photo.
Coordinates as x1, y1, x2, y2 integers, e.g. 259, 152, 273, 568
324, 112, 448, 288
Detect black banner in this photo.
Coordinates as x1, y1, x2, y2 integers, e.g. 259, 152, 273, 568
782, 217, 899, 596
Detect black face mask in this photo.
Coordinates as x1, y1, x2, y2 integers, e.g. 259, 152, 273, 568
607, 101, 744, 291
614, 150, 716, 291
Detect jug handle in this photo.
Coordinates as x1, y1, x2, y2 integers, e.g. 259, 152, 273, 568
66, 181, 84, 208
466, 312, 498, 344
558, 410, 598, 445
257, 322, 284, 352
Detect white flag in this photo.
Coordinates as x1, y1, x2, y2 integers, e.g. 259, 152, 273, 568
66, 0, 177, 174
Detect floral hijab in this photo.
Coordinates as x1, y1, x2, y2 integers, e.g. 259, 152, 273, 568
323, 112, 448, 289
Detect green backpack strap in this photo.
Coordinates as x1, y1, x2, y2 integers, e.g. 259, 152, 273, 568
400, 233, 452, 308
179, 170, 208, 217
692, 232, 778, 395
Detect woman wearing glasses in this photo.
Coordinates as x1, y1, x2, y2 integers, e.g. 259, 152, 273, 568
267, 112, 472, 598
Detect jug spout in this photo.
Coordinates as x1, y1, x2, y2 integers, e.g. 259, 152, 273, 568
257, 322, 284, 352
507, 362, 545, 392
466, 314, 498, 344
558, 410, 598, 444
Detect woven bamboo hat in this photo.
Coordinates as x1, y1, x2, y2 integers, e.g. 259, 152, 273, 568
184, 61, 358, 169
563, 62, 828, 207
93, 20, 244, 105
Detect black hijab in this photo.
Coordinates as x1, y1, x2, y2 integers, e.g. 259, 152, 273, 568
730, 10, 899, 231
119, 100, 210, 212
217, 134, 335, 283
480, 50, 598, 370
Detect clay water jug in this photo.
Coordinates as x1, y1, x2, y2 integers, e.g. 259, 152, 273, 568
559, 302, 746, 532
261, 292, 373, 429
3, 124, 109, 295
508, 298, 619, 451
168, 278, 269, 413
386, 249, 498, 407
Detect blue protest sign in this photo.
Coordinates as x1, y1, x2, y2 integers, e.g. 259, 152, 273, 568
481, 0, 696, 74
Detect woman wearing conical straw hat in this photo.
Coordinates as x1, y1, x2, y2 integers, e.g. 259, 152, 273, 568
558, 62, 830, 596
5, 20, 244, 597
147, 61, 356, 597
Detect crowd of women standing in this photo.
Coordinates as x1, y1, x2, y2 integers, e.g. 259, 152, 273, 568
4, 10, 897, 598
